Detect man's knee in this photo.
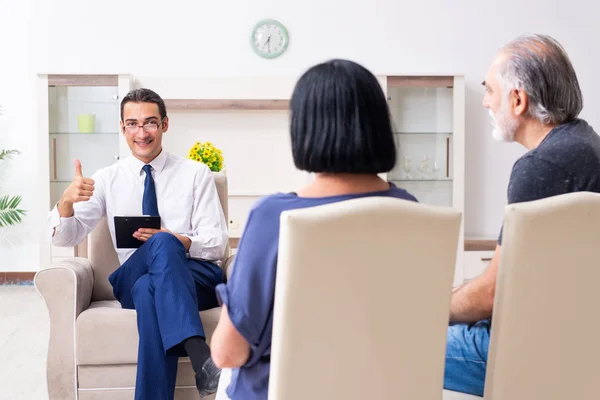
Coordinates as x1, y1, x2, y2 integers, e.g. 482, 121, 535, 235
446, 321, 491, 361
144, 232, 187, 276
131, 274, 152, 305
146, 232, 183, 252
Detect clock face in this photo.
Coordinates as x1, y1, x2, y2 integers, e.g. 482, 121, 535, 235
251, 19, 289, 59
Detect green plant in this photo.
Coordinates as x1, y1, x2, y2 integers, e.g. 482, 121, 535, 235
0, 149, 19, 160
0, 195, 25, 227
0, 149, 26, 227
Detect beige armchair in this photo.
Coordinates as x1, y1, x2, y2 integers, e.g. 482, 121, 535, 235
444, 191, 600, 399
35, 172, 234, 400
268, 197, 462, 400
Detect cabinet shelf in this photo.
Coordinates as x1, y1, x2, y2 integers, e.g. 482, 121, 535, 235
464, 239, 497, 251
387, 76, 454, 88
392, 178, 453, 183
164, 99, 289, 110
50, 132, 120, 135
48, 74, 118, 87
394, 132, 452, 135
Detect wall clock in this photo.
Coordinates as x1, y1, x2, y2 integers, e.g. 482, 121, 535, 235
250, 19, 289, 59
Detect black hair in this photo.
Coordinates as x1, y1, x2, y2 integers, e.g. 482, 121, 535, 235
120, 88, 167, 121
290, 59, 396, 173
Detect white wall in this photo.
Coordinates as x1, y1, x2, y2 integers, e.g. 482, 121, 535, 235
163, 107, 308, 237
0, 0, 41, 272
2, 0, 600, 271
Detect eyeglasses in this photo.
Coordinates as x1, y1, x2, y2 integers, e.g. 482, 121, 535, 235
124, 119, 164, 134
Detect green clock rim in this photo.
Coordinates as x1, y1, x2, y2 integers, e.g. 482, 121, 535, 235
250, 19, 289, 59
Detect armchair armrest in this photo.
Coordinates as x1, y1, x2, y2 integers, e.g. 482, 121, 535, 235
223, 254, 235, 282
34, 257, 94, 400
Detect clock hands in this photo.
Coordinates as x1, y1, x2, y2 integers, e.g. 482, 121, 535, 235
263, 35, 272, 52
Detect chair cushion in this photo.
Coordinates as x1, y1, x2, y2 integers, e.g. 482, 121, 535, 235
76, 300, 221, 365
87, 219, 120, 302
78, 361, 196, 388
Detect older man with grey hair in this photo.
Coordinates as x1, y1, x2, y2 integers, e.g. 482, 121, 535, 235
444, 33, 600, 396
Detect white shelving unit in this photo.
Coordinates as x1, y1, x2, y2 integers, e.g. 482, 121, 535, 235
35, 73, 469, 285
37, 74, 133, 266
380, 75, 466, 286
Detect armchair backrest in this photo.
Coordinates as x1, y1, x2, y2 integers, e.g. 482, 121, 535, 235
87, 172, 229, 302
484, 191, 600, 400
268, 197, 462, 400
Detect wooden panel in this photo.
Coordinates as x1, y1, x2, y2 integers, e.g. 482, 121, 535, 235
164, 99, 289, 110
48, 75, 118, 87
0, 272, 36, 284
464, 239, 497, 251
387, 76, 454, 88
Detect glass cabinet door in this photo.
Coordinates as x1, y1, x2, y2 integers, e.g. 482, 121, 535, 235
48, 84, 121, 208
386, 80, 454, 207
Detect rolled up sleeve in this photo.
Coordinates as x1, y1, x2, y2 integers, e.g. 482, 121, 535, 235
48, 171, 107, 247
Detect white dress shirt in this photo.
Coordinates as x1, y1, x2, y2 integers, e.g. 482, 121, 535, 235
49, 151, 229, 265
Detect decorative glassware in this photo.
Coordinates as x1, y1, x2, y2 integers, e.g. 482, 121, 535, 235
432, 159, 441, 178
419, 155, 430, 179
402, 156, 412, 179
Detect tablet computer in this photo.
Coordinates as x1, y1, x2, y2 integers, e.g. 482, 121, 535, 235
114, 216, 161, 249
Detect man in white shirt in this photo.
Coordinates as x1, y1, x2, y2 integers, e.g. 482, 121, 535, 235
49, 88, 228, 399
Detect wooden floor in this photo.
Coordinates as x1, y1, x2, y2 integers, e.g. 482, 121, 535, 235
0, 285, 50, 400
0, 285, 233, 400
0, 286, 473, 400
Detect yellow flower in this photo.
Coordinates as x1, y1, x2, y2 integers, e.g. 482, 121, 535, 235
187, 141, 224, 171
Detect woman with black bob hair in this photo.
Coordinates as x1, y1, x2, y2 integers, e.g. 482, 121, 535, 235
290, 58, 397, 174
210, 59, 418, 400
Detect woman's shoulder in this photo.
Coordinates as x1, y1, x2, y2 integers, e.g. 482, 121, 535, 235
387, 183, 419, 203
249, 192, 303, 215
250, 185, 418, 216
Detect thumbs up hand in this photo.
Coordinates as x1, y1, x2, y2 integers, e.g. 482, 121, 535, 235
57, 159, 95, 217
74, 158, 84, 178
67, 158, 95, 202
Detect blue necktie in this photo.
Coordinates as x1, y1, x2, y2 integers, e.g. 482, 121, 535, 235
142, 164, 159, 216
